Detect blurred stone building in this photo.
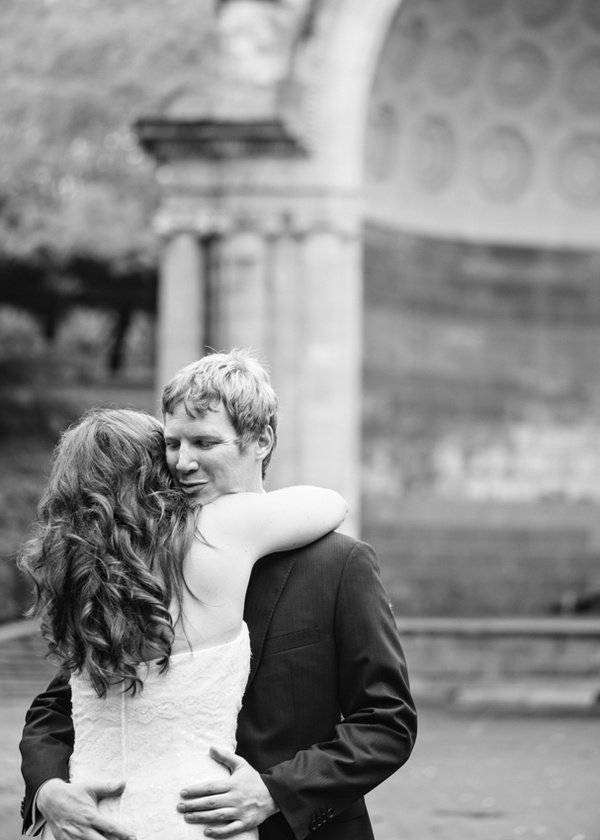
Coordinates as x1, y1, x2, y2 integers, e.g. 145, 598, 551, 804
137, 0, 600, 618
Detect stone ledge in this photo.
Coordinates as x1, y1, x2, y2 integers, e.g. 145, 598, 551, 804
135, 118, 307, 162
411, 676, 600, 714
0, 619, 37, 644
395, 616, 600, 637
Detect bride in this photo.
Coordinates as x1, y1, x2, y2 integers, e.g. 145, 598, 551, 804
19, 404, 347, 840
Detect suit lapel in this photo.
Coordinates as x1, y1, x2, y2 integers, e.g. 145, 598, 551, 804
243, 552, 296, 687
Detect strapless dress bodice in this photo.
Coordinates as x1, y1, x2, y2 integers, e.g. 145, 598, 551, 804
43, 623, 255, 840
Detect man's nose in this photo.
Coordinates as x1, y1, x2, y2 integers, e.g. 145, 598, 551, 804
176, 446, 199, 474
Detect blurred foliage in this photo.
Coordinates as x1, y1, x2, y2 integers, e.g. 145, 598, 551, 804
0, 253, 157, 351
0, 306, 81, 436
0, 304, 156, 398
0, 435, 55, 621
0, 1, 215, 616
0, 0, 214, 271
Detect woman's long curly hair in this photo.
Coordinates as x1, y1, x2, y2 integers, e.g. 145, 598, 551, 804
18, 407, 195, 697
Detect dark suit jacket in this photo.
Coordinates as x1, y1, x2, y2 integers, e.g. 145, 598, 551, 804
20, 533, 417, 840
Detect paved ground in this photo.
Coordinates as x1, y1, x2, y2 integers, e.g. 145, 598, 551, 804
2, 688, 599, 840
367, 708, 600, 840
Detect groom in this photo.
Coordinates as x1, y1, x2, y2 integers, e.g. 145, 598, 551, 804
20, 349, 417, 840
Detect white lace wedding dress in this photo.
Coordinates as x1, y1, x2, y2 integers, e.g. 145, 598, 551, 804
43, 623, 256, 840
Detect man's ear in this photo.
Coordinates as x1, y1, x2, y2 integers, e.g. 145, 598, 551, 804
256, 425, 274, 461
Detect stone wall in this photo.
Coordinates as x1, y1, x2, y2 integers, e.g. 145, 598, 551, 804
360, 0, 600, 615
362, 223, 600, 616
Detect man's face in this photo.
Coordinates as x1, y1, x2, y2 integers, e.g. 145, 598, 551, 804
164, 402, 262, 505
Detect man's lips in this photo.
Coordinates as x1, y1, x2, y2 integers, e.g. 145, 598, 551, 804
179, 481, 208, 492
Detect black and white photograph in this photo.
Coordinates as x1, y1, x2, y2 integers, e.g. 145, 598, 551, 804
1, 2, 599, 839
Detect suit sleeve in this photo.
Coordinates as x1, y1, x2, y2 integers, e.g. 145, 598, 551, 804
19, 670, 74, 834
260, 541, 418, 840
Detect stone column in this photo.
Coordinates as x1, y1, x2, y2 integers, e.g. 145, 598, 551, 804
302, 226, 363, 535
265, 219, 304, 491
209, 228, 269, 356
155, 217, 205, 391
267, 216, 363, 536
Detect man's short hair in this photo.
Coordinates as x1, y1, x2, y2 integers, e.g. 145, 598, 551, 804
161, 348, 279, 475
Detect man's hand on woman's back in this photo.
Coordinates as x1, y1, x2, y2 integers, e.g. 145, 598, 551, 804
36, 778, 134, 840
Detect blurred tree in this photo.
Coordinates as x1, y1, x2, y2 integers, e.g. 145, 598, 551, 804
0, 0, 214, 362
